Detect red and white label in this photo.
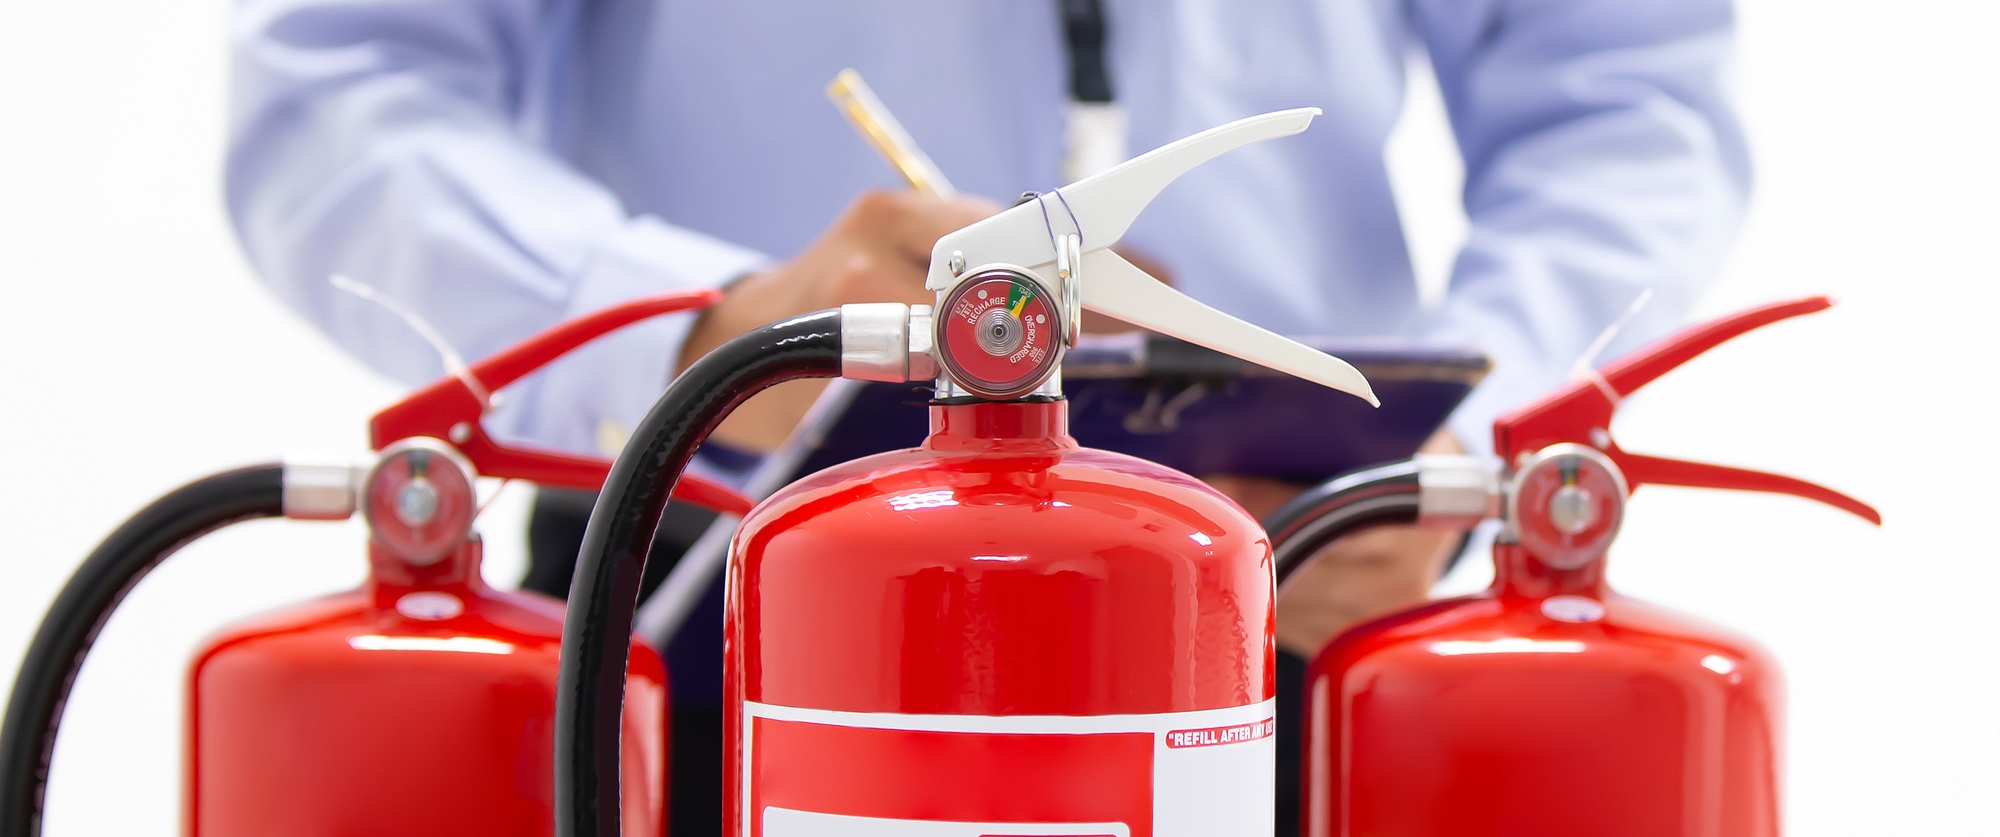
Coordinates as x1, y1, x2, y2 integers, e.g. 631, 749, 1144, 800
1165, 717, 1275, 749
743, 700, 1275, 837
764, 810, 1127, 836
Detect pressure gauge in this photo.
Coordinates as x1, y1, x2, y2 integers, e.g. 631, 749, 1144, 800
934, 267, 1065, 400
1508, 443, 1628, 570
363, 438, 477, 564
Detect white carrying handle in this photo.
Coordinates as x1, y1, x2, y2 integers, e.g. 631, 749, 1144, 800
1080, 250, 1378, 405
924, 107, 1377, 406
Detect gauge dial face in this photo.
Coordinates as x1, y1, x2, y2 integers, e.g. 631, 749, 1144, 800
1511, 444, 1627, 570
364, 441, 476, 564
936, 269, 1063, 399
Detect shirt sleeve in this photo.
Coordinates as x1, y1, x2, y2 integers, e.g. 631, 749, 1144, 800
225, 0, 769, 456
1408, 0, 1752, 455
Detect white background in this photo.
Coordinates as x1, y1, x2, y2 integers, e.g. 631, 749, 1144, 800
0, 1, 1993, 834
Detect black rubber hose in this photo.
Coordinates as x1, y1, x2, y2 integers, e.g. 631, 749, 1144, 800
0, 464, 285, 837
558, 310, 843, 837
1261, 461, 1420, 837
1266, 460, 1424, 588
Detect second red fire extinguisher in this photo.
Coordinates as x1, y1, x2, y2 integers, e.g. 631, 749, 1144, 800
0, 290, 752, 836
553, 109, 1380, 836
1263, 296, 1880, 837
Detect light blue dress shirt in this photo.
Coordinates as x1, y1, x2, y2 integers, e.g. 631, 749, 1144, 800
226, 0, 1748, 458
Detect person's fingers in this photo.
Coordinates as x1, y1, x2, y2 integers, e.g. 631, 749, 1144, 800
907, 195, 1005, 261
818, 243, 933, 307
695, 189, 995, 450
1265, 431, 1466, 655
817, 191, 1001, 305
854, 190, 1003, 264
1274, 524, 1460, 657
1203, 473, 1464, 655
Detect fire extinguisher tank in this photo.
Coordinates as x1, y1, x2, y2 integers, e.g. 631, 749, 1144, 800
731, 400, 1271, 713
0, 290, 739, 837
1272, 298, 1879, 837
187, 539, 669, 837
553, 111, 1383, 837
725, 400, 1276, 833
1303, 544, 1783, 837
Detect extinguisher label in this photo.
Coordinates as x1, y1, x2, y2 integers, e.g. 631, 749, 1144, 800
764, 809, 1128, 836
1164, 717, 1275, 749
743, 700, 1275, 837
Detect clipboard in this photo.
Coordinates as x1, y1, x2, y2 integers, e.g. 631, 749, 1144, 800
801, 333, 1489, 485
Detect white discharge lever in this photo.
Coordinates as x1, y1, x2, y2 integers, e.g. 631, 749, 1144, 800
924, 108, 1378, 406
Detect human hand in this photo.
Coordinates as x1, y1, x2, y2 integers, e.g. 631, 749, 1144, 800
680, 190, 1003, 450
1204, 428, 1467, 659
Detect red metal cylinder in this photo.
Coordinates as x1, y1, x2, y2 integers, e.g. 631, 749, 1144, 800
1300, 542, 1782, 837
724, 400, 1278, 836
185, 537, 668, 836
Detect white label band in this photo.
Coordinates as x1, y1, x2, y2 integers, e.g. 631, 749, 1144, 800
742, 700, 1275, 837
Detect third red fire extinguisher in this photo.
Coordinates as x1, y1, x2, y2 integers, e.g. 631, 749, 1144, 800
1264, 296, 1880, 837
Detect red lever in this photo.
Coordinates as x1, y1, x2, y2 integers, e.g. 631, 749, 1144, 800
368, 290, 755, 517
1493, 296, 1880, 525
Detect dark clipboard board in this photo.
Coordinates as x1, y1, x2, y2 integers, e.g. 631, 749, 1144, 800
794, 333, 1490, 484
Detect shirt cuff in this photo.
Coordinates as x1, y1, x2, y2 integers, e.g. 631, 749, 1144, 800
487, 215, 769, 457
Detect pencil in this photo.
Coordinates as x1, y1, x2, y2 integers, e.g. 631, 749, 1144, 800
826, 69, 957, 197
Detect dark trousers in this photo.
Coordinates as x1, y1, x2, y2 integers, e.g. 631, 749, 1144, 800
527, 488, 1311, 837
526, 488, 726, 837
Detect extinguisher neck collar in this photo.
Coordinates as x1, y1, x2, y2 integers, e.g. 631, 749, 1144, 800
367, 536, 486, 599
1491, 542, 1609, 599
924, 399, 1075, 451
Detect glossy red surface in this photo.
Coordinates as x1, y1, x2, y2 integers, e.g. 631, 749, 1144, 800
1301, 544, 1782, 837
722, 400, 1275, 833
186, 539, 667, 837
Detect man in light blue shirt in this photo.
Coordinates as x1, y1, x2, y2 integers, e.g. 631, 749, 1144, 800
226, 1, 1745, 825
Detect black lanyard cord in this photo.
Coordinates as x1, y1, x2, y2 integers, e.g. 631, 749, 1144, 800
1061, 0, 1114, 103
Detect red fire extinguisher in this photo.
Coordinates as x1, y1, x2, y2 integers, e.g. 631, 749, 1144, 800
0, 290, 754, 836
551, 109, 1379, 836
1264, 297, 1881, 837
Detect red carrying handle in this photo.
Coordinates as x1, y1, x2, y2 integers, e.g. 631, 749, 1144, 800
1493, 296, 1880, 525
368, 290, 755, 517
